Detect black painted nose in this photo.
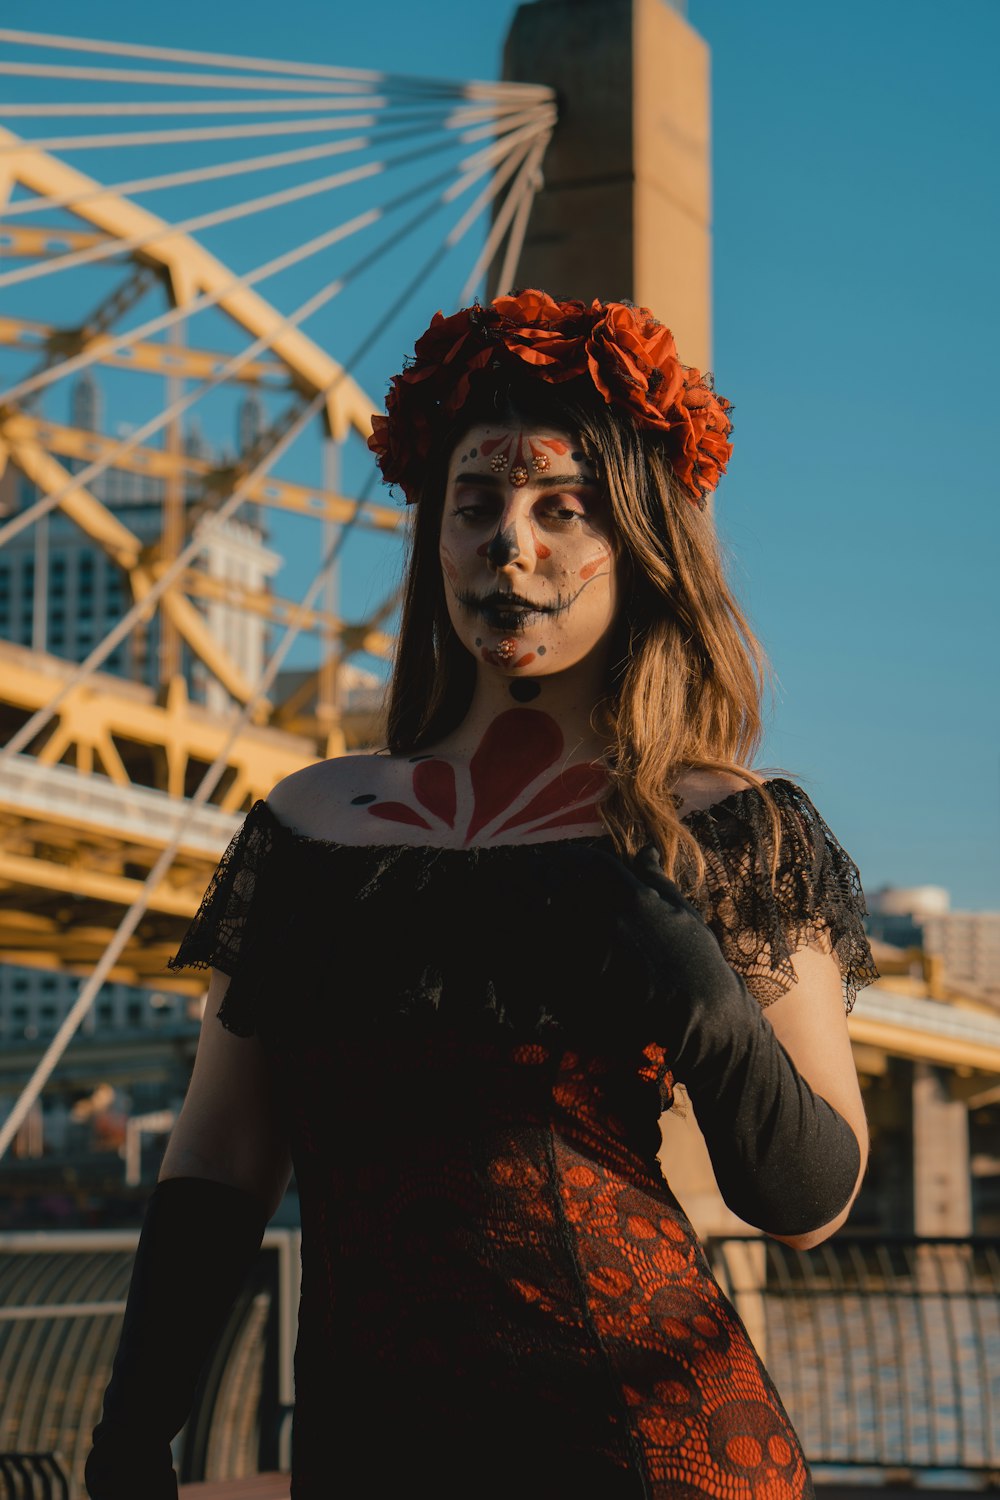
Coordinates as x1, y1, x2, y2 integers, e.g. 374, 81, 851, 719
486, 524, 520, 569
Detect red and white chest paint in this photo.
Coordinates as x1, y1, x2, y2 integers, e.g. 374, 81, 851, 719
358, 709, 608, 844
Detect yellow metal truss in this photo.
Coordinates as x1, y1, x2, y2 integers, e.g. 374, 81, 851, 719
0, 123, 399, 978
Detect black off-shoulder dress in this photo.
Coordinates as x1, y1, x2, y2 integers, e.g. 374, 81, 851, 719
167, 778, 876, 1500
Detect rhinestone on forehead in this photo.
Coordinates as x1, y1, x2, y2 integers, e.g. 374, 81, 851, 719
509, 465, 529, 488
532, 453, 551, 473
490, 452, 508, 473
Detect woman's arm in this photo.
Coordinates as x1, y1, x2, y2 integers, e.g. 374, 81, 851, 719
759, 943, 869, 1250
159, 967, 293, 1218
86, 971, 289, 1499
603, 844, 863, 1242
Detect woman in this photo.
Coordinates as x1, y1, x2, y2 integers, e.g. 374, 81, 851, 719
86, 291, 876, 1499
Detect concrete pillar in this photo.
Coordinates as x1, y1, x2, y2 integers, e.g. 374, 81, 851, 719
498, 0, 712, 369
912, 1061, 972, 1236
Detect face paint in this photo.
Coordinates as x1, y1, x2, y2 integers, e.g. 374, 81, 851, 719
440, 422, 618, 678
485, 524, 520, 570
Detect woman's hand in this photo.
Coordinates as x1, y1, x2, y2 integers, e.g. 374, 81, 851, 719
576, 842, 864, 1240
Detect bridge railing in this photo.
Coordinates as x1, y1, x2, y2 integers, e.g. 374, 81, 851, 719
3, 1229, 998, 1492
707, 1234, 1000, 1483
0, 1226, 299, 1497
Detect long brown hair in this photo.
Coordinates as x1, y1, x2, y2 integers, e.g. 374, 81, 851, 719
383, 375, 776, 890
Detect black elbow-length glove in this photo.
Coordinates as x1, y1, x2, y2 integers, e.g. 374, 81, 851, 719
85, 1175, 268, 1500
604, 845, 862, 1236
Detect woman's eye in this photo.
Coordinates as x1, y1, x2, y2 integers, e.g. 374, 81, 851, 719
451, 503, 493, 521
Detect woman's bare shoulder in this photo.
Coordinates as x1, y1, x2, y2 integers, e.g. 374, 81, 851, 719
266, 752, 395, 842
672, 768, 755, 820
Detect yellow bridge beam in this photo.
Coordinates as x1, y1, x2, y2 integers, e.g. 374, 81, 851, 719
1, 413, 404, 533
0, 313, 293, 387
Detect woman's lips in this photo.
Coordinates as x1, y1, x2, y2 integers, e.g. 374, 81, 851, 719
480, 602, 544, 631
457, 589, 549, 631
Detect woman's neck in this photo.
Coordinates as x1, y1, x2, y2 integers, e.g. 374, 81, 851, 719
429, 653, 612, 767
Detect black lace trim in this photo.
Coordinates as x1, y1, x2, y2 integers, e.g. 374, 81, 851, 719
165, 801, 281, 1038
166, 780, 877, 1038
680, 778, 878, 1010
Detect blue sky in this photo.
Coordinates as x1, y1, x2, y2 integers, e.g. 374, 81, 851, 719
2, 1, 998, 908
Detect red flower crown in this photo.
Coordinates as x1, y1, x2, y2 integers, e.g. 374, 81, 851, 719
367, 289, 734, 508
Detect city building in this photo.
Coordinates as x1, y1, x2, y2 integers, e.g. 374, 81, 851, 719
868, 884, 1000, 1011
0, 375, 282, 716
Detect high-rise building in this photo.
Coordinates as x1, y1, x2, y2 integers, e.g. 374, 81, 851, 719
0, 377, 282, 714
867, 885, 1000, 1010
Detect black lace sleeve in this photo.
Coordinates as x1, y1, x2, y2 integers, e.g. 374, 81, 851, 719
165, 799, 278, 1037
682, 779, 878, 1012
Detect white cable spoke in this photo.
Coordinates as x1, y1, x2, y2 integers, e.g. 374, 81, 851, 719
4, 123, 452, 219
0, 28, 553, 101
460, 133, 552, 303
442, 99, 552, 129
0, 58, 550, 105
493, 148, 546, 299
0, 26, 390, 81
456, 104, 557, 150
0, 98, 391, 118
457, 110, 557, 176
0, 61, 398, 95
0, 100, 539, 153
445, 136, 539, 241
0, 108, 457, 153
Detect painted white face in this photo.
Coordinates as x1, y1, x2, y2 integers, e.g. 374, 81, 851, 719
439, 422, 619, 675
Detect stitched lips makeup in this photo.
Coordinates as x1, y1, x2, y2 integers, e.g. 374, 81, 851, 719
457, 589, 551, 632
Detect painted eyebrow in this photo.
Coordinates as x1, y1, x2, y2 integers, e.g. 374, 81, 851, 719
452, 471, 598, 490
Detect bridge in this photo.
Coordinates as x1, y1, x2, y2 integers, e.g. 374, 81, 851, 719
1, 6, 998, 1496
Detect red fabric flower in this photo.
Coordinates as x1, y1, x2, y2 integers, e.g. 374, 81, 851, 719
367, 290, 733, 506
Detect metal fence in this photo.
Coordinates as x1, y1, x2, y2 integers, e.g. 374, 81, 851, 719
3, 1230, 999, 1493
0, 1453, 70, 1499
708, 1235, 1000, 1482
0, 1227, 299, 1498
